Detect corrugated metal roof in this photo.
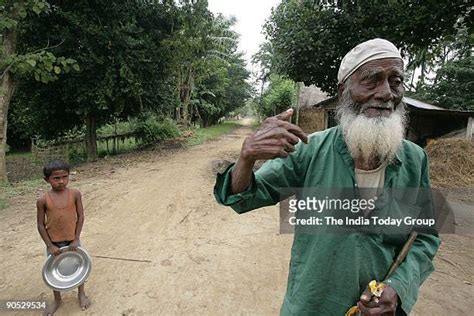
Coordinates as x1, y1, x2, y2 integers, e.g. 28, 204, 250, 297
403, 96, 447, 111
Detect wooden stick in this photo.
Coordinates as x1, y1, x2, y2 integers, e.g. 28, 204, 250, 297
91, 255, 152, 263
346, 231, 419, 316
384, 231, 418, 280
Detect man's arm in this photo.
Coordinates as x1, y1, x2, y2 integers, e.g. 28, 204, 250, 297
383, 151, 440, 315
230, 158, 255, 195
215, 109, 308, 213
357, 150, 440, 315
230, 109, 307, 194
70, 190, 84, 250
37, 197, 60, 256
384, 233, 440, 315
384, 153, 440, 314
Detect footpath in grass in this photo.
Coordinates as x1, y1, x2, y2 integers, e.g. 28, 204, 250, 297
185, 121, 242, 146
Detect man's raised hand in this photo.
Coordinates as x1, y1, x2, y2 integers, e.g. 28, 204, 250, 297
240, 109, 308, 163
230, 109, 308, 194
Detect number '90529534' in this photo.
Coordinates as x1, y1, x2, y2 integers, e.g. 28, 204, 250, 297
2, 300, 47, 310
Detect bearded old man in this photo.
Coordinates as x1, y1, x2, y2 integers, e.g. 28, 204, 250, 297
214, 39, 440, 315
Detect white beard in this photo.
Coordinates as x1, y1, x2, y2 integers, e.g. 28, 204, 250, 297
336, 92, 407, 164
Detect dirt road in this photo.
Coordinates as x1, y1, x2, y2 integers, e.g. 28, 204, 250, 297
0, 119, 472, 315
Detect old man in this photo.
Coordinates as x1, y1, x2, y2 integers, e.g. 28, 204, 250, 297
214, 38, 440, 315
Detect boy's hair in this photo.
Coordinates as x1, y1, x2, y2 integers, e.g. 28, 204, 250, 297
43, 159, 70, 178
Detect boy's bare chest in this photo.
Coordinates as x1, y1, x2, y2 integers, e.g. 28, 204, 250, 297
49, 191, 72, 209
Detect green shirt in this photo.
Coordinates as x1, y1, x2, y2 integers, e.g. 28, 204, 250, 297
214, 126, 440, 315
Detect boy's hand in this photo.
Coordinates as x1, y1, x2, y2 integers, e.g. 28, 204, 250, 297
69, 240, 80, 251
48, 245, 61, 256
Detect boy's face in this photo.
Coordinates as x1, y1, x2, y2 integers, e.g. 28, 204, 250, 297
46, 170, 70, 191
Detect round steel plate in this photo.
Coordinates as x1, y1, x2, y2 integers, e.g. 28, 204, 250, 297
42, 246, 91, 291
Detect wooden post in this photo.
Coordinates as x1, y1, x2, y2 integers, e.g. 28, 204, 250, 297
466, 117, 473, 142
295, 82, 302, 126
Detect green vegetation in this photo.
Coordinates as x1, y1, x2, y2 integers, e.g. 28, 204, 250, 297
249, 1, 472, 116
2, 0, 251, 183
263, 0, 472, 96
68, 116, 182, 163
410, 55, 473, 111
135, 118, 181, 144
258, 75, 296, 118
3, 0, 471, 185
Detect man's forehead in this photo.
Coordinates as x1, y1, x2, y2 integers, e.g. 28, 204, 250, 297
354, 58, 404, 76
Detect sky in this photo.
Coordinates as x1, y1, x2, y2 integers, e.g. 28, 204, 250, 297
207, 0, 281, 73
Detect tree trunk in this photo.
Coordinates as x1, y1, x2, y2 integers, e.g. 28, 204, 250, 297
179, 67, 193, 127
0, 28, 17, 183
182, 88, 191, 127
175, 106, 181, 122
85, 113, 98, 161
258, 76, 266, 122
195, 105, 203, 128
139, 95, 144, 112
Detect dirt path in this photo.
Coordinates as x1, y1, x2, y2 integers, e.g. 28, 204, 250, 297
0, 119, 472, 315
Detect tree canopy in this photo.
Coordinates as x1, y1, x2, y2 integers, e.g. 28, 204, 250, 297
264, 0, 473, 96
6, 0, 250, 163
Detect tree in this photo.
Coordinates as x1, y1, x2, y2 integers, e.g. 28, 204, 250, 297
264, 0, 473, 95
191, 14, 251, 127
251, 42, 274, 122
166, 1, 250, 126
405, 13, 473, 110
194, 53, 250, 127
0, 0, 78, 182
411, 55, 473, 111
431, 56, 473, 110
7, 0, 251, 165
165, 0, 214, 126
258, 74, 296, 118
10, 0, 177, 160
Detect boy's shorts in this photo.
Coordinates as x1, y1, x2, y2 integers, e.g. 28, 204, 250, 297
45, 240, 81, 257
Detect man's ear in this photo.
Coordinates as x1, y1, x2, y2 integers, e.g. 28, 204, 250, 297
337, 83, 345, 99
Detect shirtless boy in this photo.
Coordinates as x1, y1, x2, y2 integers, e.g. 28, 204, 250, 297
37, 160, 91, 315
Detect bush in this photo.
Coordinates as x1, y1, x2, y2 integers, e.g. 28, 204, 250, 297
97, 119, 137, 137
135, 117, 181, 144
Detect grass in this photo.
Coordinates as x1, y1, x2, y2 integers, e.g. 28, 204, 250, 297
185, 121, 241, 146
6, 151, 34, 158
0, 178, 45, 210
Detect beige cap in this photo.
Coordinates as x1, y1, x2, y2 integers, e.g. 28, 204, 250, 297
337, 38, 402, 84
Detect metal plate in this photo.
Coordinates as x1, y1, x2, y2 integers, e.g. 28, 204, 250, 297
42, 246, 91, 291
